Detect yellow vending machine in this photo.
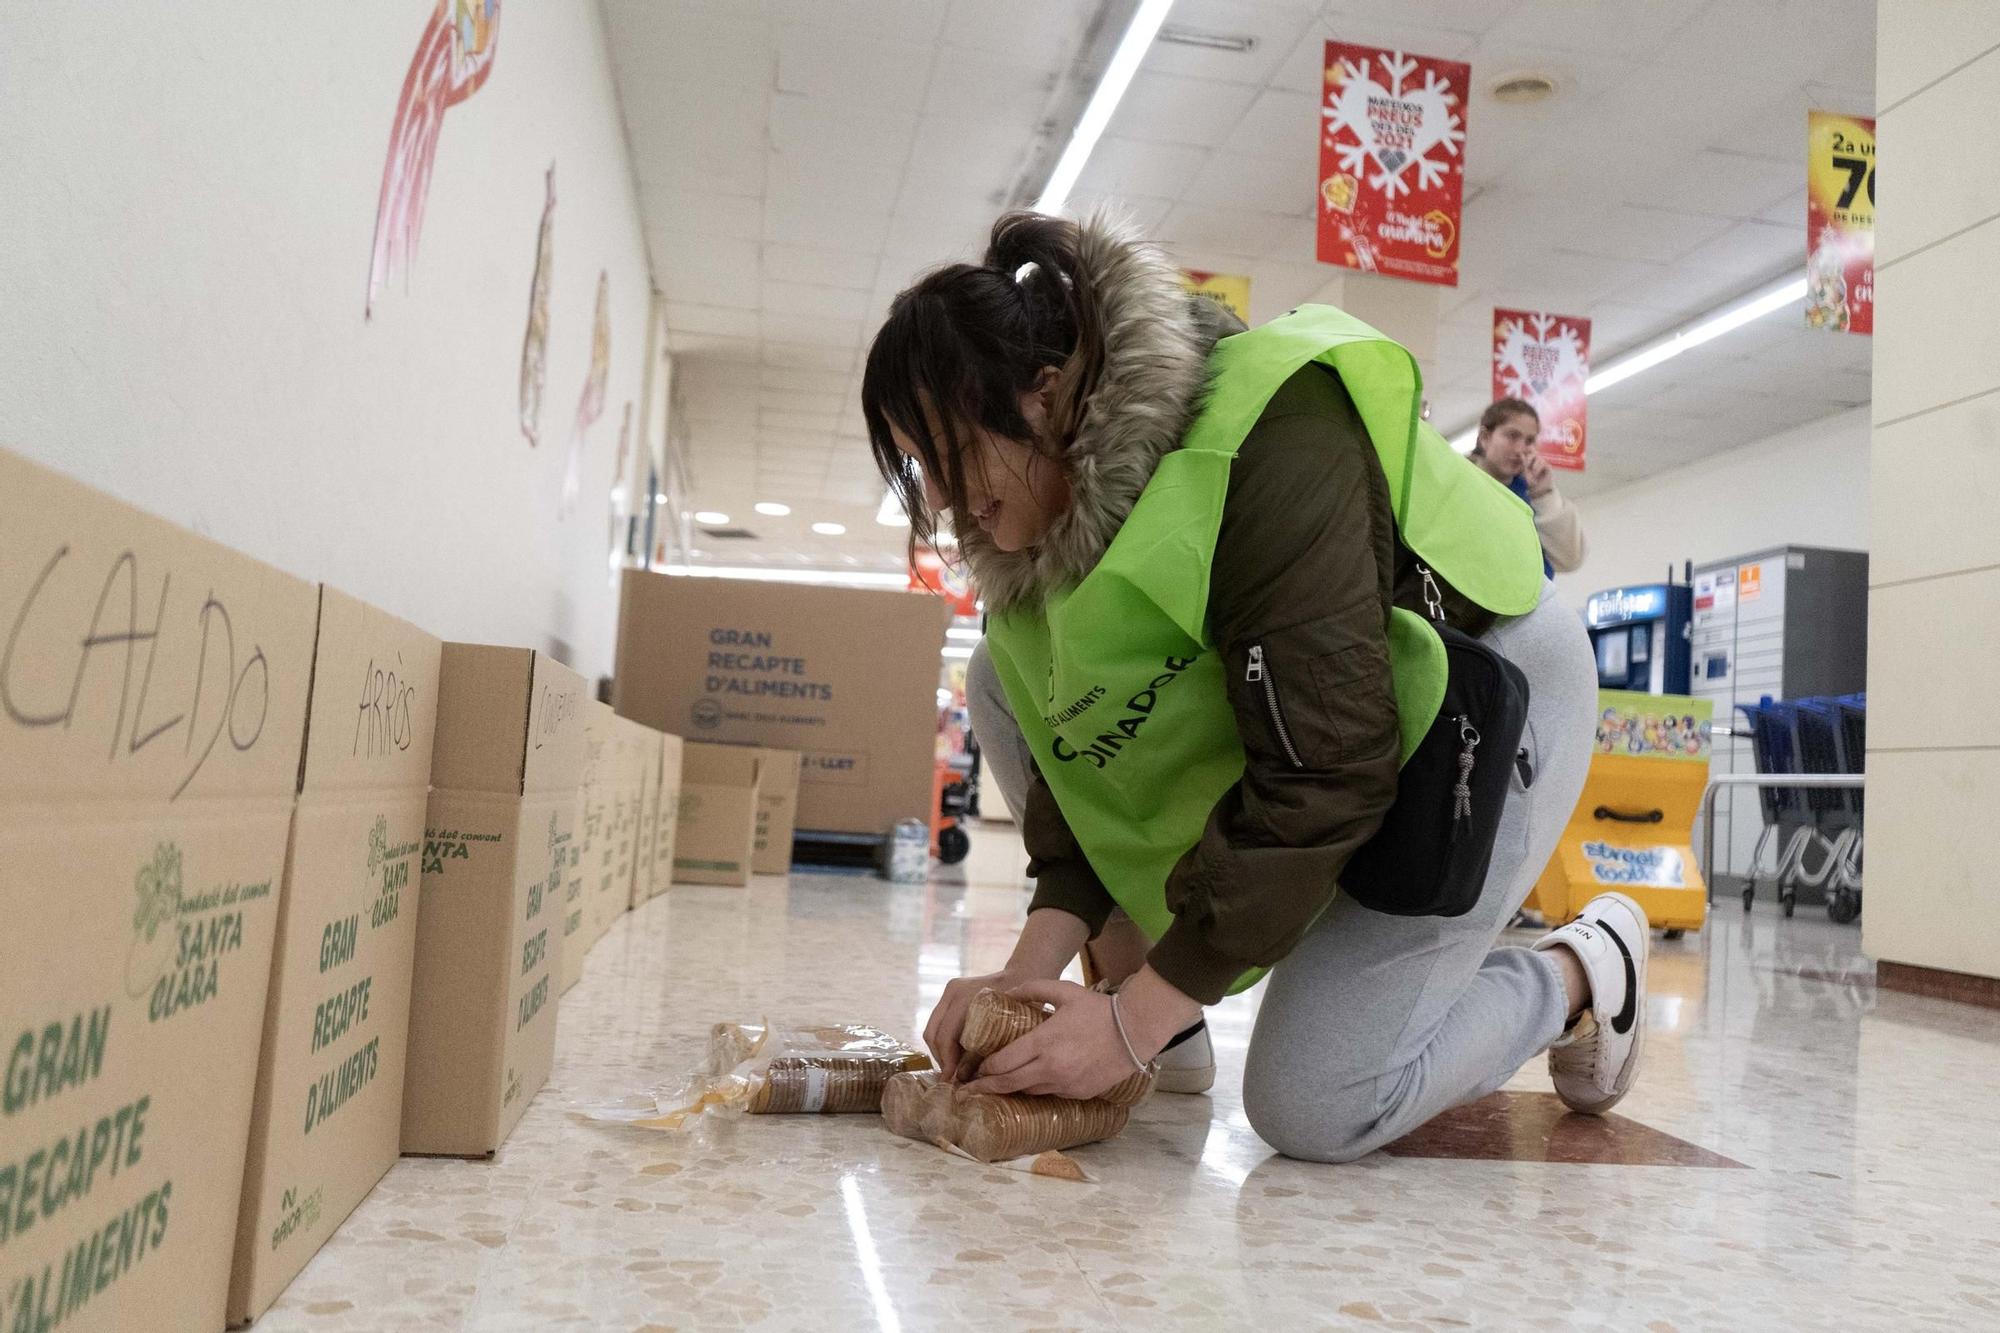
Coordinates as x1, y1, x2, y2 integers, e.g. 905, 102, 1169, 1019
1530, 691, 1711, 936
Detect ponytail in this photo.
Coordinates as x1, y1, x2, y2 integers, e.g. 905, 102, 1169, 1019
983, 213, 1104, 445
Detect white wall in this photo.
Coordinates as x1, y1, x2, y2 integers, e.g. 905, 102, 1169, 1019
0, 2, 655, 682
1863, 4, 2000, 982
1552, 405, 1871, 605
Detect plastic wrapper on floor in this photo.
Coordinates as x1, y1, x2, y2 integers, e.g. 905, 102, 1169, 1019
880, 1070, 1133, 1163
582, 1021, 931, 1129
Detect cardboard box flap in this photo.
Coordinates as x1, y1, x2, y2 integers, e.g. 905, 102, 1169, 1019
612, 714, 662, 785
682, 740, 763, 788
300, 586, 444, 794
581, 700, 617, 789
523, 650, 589, 793
0, 448, 319, 804
430, 645, 587, 795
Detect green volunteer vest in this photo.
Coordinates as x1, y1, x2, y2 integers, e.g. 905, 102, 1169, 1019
984, 304, 1543, 995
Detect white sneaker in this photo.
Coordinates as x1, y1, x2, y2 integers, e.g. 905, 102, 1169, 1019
1153, 1022, 1215, 1094
1532, 893, 1649, 1114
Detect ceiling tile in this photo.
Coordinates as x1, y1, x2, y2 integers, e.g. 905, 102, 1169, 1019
942, 0, 1090, 68
760, 312, 863, 347
762, 242, 882, 291
1107, 71, 1262, 148
1065, 192, 1176, 233
639, 186, 764, 241
775, 31, 932, 115
1560, 204, 1736, 267
1159, 203, 1293, 255
763, 342, 858, 373
1145, 0, 1321, 87
1180, 150, 1314, 216
666, 303, 761, 338
1482, 0, 1702, 57
1217, 86, 1318, 162
924, 48, 1056, 121
768, 92, 919, 165
770, 0, 948, 46
1074, 137, 1213, 200
654, 233, 761, 308
760, 281, 872, 322
764, 190, 893, 251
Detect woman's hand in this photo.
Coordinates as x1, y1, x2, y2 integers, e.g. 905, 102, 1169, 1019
923, 968, 1036, 1082
958, 980, 1143, 1101
925, 908, 1094, 1081
1523, 452, 1556, 498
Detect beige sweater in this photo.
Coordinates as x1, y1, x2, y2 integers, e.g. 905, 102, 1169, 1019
1530, 486, 1587, 573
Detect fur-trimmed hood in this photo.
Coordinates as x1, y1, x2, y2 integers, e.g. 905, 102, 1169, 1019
961, 214, 1240, 613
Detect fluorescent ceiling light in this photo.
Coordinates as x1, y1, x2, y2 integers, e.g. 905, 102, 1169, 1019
1446, 268, 1809, 450
1584, 271, 1807, 396
945, 626, 983, 642
812, 521, 848, 536
694, 510, 731, 526
754, 501, 791, 517
941, 645, 975, 660
661, 563, 909, 588
1034, 0, 1176, 215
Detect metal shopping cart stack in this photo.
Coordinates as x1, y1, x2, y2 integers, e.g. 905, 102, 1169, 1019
1796, 698, 1864, 922
1736, 695, 1866, 920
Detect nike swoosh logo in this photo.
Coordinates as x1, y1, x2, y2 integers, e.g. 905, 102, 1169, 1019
1595, 916, 1639, 1036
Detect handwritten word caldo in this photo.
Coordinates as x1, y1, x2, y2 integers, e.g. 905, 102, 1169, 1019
1, 547, 274, 798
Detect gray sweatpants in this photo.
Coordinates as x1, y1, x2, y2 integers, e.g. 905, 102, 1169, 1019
966, 582, 1598, 1162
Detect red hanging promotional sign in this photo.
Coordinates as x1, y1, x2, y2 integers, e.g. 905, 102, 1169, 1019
1806, 110, 1875, 335
910, 548, 979, 618
1317, 41, 1468, 287
1492, 308, 1592, 472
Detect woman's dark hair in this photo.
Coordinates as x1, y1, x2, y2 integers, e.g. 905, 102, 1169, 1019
1476, 396, 1539, 444
861, 213, 1104, 553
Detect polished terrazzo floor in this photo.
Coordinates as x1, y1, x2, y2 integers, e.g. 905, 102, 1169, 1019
259, 821, 2000, 1331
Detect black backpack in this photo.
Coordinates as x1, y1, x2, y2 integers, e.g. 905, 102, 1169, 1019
1339, 568, 1532, 917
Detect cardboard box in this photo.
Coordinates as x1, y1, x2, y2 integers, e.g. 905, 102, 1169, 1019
588, 715, 653, 946
752, 748, 803, 876
628, 728, 662, 910
558, 703, 616, 992
672, 743, 762, 886
401, 645, 585, 1156
0, 450, 319, 1333
614, 572, 948, 837
643, 734, 684, 900
228, 589, 442, 1324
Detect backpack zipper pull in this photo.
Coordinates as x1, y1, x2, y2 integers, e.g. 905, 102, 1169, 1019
1452, 716, 1480, 821
1245, 644, 1265, 683
1417, 563, 1445, 623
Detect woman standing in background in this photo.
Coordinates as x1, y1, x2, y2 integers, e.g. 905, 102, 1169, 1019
1471, 398, 1588, 577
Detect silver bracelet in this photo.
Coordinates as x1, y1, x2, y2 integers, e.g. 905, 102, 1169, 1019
1107, 991, 1148, 1075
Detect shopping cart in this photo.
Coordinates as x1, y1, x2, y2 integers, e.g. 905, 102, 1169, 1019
1796, 698, 1863, 922
1735, 696, 1865, 920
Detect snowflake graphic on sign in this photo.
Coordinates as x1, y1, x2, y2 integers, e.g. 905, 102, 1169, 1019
1494, 313, 1587, 400
1322, 50, 1465, 200
1317, 42, 1469, 286
1491, 308, 1593, 471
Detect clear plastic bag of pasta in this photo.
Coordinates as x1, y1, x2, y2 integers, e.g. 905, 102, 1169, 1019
585, 1021, 934, 1130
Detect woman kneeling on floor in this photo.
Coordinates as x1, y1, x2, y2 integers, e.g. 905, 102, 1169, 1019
862, 212, 1648, 1162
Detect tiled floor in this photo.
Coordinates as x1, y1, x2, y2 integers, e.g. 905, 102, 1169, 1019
260, 821, 2000, 1331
